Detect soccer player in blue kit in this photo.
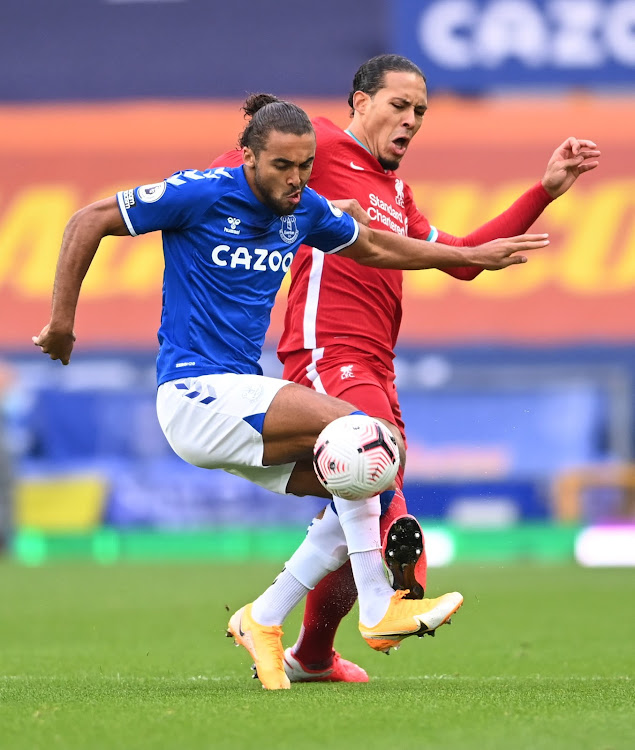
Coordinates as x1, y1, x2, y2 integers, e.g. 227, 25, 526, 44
33, 99, 550, 690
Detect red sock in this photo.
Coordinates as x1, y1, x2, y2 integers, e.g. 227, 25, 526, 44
292, 563, 358, 668
293, 487, 427, 668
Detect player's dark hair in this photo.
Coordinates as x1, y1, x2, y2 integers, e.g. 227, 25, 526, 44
348, 55, 426, 115
239, 93, 314, 155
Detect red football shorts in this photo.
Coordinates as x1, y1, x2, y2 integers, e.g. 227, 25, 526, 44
282, 346, 406, 447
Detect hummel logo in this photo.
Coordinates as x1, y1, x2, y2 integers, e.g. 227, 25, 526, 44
224, 216, 241, 235
350, 161, 364, 171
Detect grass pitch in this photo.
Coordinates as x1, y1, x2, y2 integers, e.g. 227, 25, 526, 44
1, 560, 633, 750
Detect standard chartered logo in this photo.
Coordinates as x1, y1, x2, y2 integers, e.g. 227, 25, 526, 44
367, 193, 406, 235
211, 245, 294, 272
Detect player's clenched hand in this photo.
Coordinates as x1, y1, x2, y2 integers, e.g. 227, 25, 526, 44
542, 137, 601, 199
470, 234, 550, 270
32, 324, 76, 365
331, 199, 371, 226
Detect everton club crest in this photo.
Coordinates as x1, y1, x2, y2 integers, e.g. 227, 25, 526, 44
279, 215, 299, 244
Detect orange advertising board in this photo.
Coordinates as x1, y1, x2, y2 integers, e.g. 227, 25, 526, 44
1, 97, 633, 349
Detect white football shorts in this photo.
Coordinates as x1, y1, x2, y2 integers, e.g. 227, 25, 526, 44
156, 373, 296, 494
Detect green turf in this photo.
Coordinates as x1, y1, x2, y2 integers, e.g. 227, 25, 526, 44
0, 561, 633, 749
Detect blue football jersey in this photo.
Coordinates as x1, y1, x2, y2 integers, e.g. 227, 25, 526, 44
116, 166, 359, 385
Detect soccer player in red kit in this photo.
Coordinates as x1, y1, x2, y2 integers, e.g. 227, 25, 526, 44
211, 54, 600, 683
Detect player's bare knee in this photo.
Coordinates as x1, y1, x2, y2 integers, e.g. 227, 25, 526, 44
262, 383, 357, 461
287, 460, 331, 497
376, 418, 405, 466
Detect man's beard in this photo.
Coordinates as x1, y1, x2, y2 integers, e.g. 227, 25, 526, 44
254, 173, 302, 215
377, 155, 401, 172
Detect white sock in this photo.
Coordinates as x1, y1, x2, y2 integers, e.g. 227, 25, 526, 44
284, 504, 349, 588
348, 550, 394, 627
331, 495, 393, 626
250, 506, 350, 627
251, 569, 309, 626
332, 495, 382, 553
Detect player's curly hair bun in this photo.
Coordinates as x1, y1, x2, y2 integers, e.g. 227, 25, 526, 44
239, 93, 313, 155
242, 93, 280, 119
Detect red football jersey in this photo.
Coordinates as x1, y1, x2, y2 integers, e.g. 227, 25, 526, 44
212, 117, 457, 368
280, 117, 439, 368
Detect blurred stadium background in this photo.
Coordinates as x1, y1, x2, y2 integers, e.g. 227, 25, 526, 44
1, 0, 635, 568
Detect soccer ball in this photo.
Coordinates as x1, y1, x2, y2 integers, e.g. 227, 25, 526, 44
313, 414, 400, 500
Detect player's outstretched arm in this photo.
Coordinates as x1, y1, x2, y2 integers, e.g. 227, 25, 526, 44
427, 137, 600, 259
541, 137, 601, 198
32, 197, 129, 365
330, 199, 371, 226
340, 224, 549, 271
